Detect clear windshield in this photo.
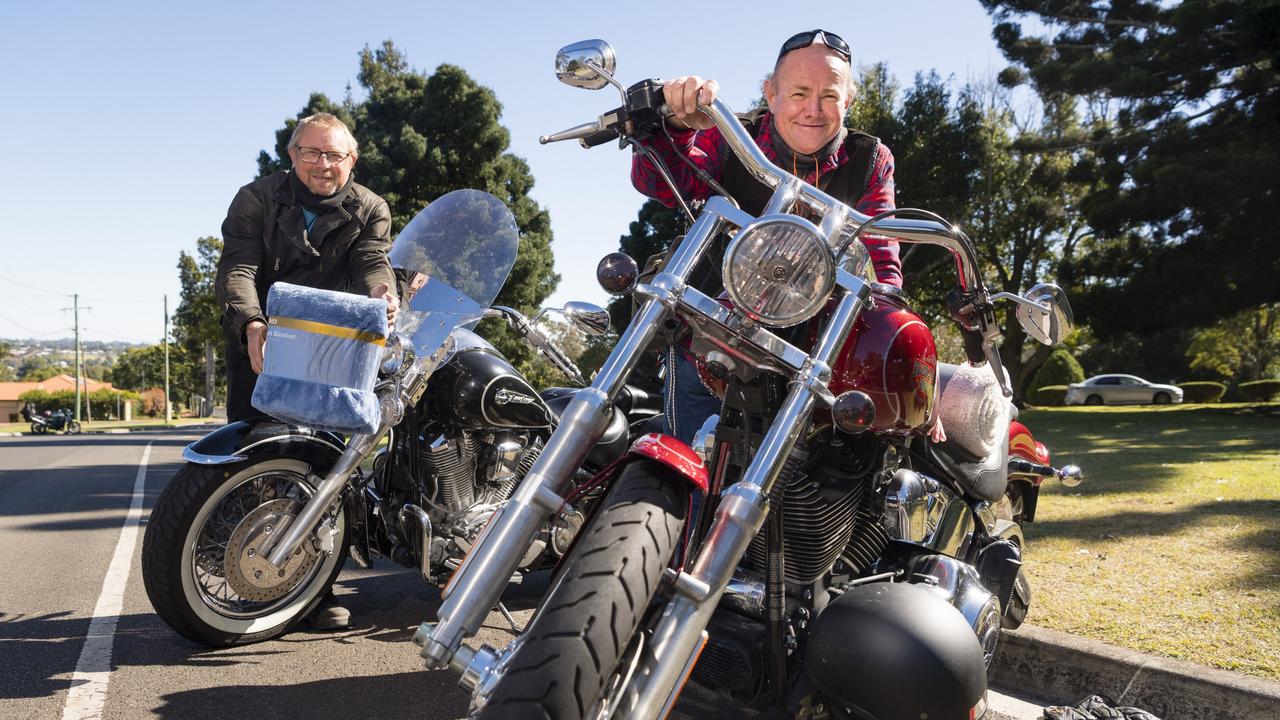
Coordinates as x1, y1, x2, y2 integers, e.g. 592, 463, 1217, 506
389, 189, 519, 353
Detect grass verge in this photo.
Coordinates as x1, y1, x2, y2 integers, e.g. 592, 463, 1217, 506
1019, 403, 1280, 680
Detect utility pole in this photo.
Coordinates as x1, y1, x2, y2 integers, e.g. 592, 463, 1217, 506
62, 294, 91, 423
74, 294, 81, 422
164, 295, 172, 423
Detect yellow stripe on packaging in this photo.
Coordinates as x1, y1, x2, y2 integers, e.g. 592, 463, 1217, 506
269, 316, 386, 346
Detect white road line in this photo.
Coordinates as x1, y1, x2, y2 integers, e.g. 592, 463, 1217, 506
61, 442, 152, 720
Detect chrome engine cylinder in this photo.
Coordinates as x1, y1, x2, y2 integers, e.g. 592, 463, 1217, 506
883, 468, 975, 558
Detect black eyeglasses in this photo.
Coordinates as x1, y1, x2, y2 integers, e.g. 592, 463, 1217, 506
296, 147, 351, 165
777, 29, 851, 63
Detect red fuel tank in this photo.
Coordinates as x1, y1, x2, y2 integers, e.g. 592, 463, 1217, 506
826, 292, 938, 433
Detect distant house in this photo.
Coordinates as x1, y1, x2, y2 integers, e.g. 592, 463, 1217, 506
0, 374, 116, 422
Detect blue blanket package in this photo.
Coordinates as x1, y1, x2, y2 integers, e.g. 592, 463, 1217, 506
251, 282, 389, 434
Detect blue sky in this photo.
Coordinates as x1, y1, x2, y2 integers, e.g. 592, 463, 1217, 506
0, 0, 1009, 344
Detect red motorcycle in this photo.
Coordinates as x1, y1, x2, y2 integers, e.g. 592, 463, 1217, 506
414, 40, 1083, 720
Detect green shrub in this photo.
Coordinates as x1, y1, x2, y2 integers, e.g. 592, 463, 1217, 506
1238, 379, 1280, 402
1030, 385, 1069, 406
1178, 381, 1227, 403
20, 387, 141, 420
1029, 349, 1085, 391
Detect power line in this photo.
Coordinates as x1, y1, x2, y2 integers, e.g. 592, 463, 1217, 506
0, 312, 71, 336
82, 327, 155, 342
80, 297, 163, 305
0, 274, 71, 298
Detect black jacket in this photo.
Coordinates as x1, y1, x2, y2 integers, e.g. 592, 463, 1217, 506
215, 171, 395, 351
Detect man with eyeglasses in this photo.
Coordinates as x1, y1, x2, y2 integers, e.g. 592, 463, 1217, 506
631, 30, 899, 444
214, 112, 397, 629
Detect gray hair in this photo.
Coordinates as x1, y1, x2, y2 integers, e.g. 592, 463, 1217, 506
288, 112, 359, 157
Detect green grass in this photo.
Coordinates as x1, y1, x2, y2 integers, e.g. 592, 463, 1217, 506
1019, 403, 1280, 679
0, 416, 215, 434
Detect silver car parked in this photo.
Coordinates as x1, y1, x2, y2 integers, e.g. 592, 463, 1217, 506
1065, 374, 1184, 406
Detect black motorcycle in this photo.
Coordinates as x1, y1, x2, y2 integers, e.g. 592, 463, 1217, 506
23, 404, 81, 435
141, 190, 655, 646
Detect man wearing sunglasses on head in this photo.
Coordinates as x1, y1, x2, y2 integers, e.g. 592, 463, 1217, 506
214, 112, 398, 630
631, 29, 899, 443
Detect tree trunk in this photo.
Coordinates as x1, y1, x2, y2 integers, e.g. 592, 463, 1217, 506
204, 340, 215, 418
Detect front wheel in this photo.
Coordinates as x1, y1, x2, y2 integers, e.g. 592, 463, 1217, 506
474, 460, 689, 720
30, 422, 45, 434
1153, 392, 1171, 405
66, 421, 82, 434
141, 456, 349, 646
1085, 394, 1103, 406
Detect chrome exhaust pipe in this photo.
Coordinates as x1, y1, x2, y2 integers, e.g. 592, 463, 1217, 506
399, 504, 433, 583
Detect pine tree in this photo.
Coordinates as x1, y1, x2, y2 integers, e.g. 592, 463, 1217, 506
979, 0, 1280, 334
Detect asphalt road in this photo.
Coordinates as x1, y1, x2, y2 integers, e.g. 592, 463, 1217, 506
0, 429, 1042, 720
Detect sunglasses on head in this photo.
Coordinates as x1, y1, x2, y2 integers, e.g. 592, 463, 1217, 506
777, 29, 851, 63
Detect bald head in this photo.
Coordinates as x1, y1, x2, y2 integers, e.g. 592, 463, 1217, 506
764, 44, 855, 155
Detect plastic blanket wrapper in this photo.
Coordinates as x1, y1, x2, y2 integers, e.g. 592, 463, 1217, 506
251, 282, 389, 434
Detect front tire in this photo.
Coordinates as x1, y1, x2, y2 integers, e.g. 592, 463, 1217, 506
1153, 392, 1171, 405
142, 456, 349, 646
67, 421, 82, 434
1085, 394, 1103, 406
474, 460, 689, 720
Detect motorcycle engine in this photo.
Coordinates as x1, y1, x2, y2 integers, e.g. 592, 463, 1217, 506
742, 437, 891, 584
422, 430, 550, 569
421, 431, 541, 510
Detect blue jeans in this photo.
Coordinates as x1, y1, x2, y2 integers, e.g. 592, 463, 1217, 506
662, 349, 721, 445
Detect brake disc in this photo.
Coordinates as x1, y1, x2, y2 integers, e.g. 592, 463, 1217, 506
223, 499, 320, 602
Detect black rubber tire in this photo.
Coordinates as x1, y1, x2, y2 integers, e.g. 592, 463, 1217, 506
67, 421, 82, 434
1153, 392, 1171, 405
31, 423, 45, 434
1085, 394, 1103, 406
141, 456, 349, 646
475, 460, 689, 720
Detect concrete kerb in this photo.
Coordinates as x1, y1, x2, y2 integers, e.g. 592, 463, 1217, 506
992, 624, 1280, 720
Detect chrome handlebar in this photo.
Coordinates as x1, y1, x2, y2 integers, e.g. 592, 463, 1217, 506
697, 98, 985, 292
484, 306, 588, 386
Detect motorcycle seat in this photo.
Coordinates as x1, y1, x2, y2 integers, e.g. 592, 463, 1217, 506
539, 388, 630, 469
929, 363, 1011, 503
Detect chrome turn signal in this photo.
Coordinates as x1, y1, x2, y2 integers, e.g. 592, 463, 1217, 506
832, 390, 876, 434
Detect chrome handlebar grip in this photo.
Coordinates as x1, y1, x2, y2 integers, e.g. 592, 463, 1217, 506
539, 121, 604, 145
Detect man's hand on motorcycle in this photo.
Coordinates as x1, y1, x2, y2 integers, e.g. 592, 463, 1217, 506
371, 283, 399, 330
246, 320, 268, 374
663, 76, 718, 131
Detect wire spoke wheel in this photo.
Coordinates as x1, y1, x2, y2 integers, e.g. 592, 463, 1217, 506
143, 455, 349, 646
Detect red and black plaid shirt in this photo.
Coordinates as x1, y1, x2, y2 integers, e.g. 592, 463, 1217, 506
631, 112, 901, 287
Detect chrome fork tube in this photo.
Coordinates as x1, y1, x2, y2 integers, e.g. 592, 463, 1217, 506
628, 282, 869, 719
418, 207, 730, 669
262, 428, 384, 567
262, 365, 430, 568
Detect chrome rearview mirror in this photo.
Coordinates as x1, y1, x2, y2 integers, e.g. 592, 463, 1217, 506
555, 40, 616, 90
562, 301, 611, 336
993, 283, 1074, 346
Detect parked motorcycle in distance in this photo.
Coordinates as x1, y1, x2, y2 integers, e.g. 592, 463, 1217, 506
140, 190, 646, 647
22, 403, 81, 435
414, 42, 1084, 720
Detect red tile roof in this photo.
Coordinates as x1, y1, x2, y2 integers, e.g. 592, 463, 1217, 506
0, 374, 116, 401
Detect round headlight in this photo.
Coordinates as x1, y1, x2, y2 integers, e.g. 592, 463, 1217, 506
722, 215, 835, 327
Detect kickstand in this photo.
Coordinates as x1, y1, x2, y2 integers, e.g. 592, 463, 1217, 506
496, 602, 521, 632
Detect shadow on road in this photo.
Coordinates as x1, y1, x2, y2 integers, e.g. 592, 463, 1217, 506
152, 671, 469, 719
